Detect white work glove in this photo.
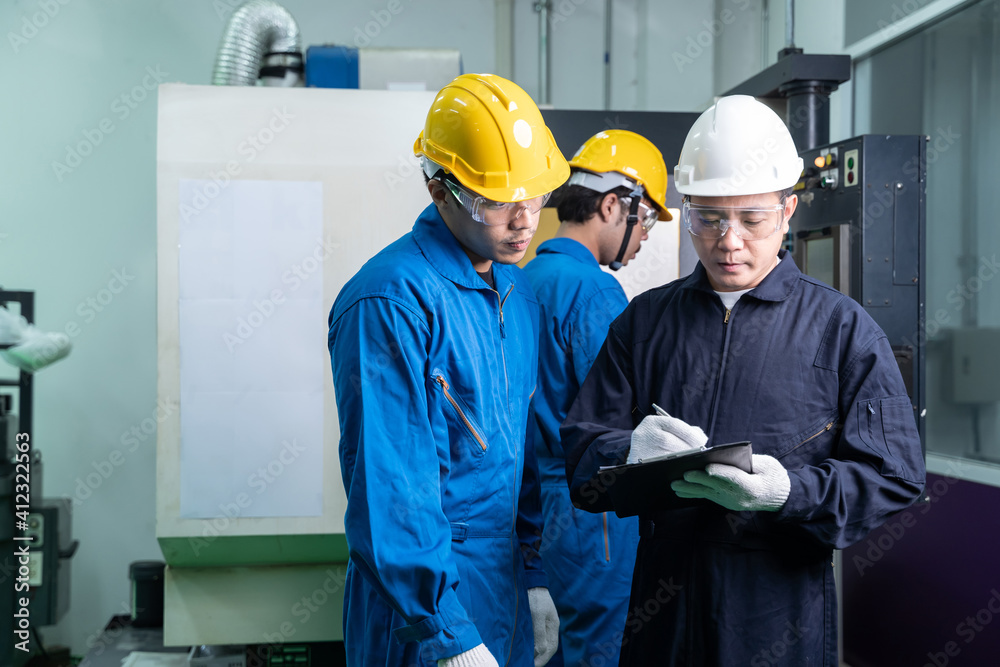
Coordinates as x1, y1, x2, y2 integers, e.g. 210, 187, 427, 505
627, 413, 707, 464
437, 643, 499, 667
0, 307, 27, 345
0, 308, 71, 373
528, 587, 559, 666
671, 454, 791, 512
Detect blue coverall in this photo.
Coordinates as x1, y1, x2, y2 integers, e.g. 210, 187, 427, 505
523, 237, 639, 666
328, 204, 547, 666
562, 251, 926, 666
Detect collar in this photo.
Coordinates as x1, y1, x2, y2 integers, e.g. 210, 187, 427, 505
681, 249, 800, 302
535, 237, 600, 268
411, 203, 516, 293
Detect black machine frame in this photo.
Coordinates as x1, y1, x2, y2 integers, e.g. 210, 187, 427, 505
791, 135, 928, 448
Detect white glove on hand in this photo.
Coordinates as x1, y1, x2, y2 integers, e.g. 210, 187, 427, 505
437, 643, 499, 667
627, 413, 707, 464
528, 587, 559, 666
671, 454, 791, 512
0, 307, 71, 373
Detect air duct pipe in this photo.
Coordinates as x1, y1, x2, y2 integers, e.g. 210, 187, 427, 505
212, 0, 303, 86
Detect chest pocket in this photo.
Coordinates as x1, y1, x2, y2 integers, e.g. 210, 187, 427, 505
432, 371, 488, 459
775, 410, 841, 469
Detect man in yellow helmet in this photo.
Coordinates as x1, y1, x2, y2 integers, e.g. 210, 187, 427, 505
523, 130, 672, 666
328, 74, 569, 666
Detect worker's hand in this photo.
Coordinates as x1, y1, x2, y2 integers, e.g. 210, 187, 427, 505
0, 306, 72, 373
527, 587, 559, 666
671, 454, 791, 512
437, 643, 499, 667
627, 413, 707, 464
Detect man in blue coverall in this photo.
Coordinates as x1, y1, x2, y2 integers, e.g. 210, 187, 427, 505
562, 96, 926, 665
328, 74, 568, 666
523, 129, 671, 666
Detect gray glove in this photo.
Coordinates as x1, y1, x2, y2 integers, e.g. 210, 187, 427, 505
528, 587, 559, 666
627, 411, 707, 464
671, 454, 791, 512
437, 643, 499, 667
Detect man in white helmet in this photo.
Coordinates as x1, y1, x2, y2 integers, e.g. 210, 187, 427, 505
524, 129, 671, 666
561, 96, 925, 665
329, 74, 567, 667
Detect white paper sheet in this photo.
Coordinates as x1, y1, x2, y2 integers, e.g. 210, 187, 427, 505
121, 652, 190, 667
178, 179, 324, 518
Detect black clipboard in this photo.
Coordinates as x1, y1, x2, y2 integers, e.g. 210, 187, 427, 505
600, 441, 753, 517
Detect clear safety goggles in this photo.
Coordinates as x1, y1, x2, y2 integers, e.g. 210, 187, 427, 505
682, 200, 786, 241
621, 196, 659, 232
569, 169, 659, 232
444, 178, 550, 226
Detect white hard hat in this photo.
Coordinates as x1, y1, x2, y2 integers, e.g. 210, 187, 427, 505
674, 95, 803, 197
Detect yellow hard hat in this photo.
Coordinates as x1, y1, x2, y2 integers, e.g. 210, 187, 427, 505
414, 73, 570, 203
568, 130, 672, 221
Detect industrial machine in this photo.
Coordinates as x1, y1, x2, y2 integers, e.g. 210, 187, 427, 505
155, 82, 699, 658
725, 46, 926, 448
792, 136, 927, 445
0, 290, 78, 666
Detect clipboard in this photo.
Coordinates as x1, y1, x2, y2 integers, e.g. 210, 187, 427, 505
599, 441, 753, 517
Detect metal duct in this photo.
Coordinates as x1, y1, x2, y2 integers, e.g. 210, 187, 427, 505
535, 1, 552, 105
785, 0, 795, 49
212, 0, 302, 86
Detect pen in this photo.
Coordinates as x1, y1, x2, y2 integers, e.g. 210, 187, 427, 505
651, 403, 669, 417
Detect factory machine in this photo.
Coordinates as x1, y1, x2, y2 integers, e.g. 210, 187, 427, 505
792, 135, 927, 441
0, 290, 78, 667
726, 48, 926, 448
154, 89, 698, 663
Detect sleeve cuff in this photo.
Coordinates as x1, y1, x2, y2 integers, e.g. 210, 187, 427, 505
523, 567, 549, 590
392, 590, 483, 662
773, 471, 808, 521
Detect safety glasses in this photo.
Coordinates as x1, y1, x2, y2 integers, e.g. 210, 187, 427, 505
621, 197, 659, 232
444, 179, 551, 226
682, 200, 786, 241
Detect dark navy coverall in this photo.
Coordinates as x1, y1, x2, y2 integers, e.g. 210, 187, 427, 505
563, 251, 925, 666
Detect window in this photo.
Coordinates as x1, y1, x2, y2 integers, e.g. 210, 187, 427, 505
854, 0, 1000, 473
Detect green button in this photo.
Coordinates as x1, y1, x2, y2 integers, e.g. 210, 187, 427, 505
848, 157, 855, 169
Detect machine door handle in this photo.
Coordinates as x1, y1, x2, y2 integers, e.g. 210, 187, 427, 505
59, 540, 79, 560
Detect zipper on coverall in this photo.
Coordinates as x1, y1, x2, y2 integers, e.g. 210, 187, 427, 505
434, 376, 487, 450
706, 307, 736, 435
689, 305, 737, 654
490, 283, 518, 665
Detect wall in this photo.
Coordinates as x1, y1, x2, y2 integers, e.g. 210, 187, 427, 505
512, 0, 717, 111
0, 0, 734, 658
710, 0, 850, 141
